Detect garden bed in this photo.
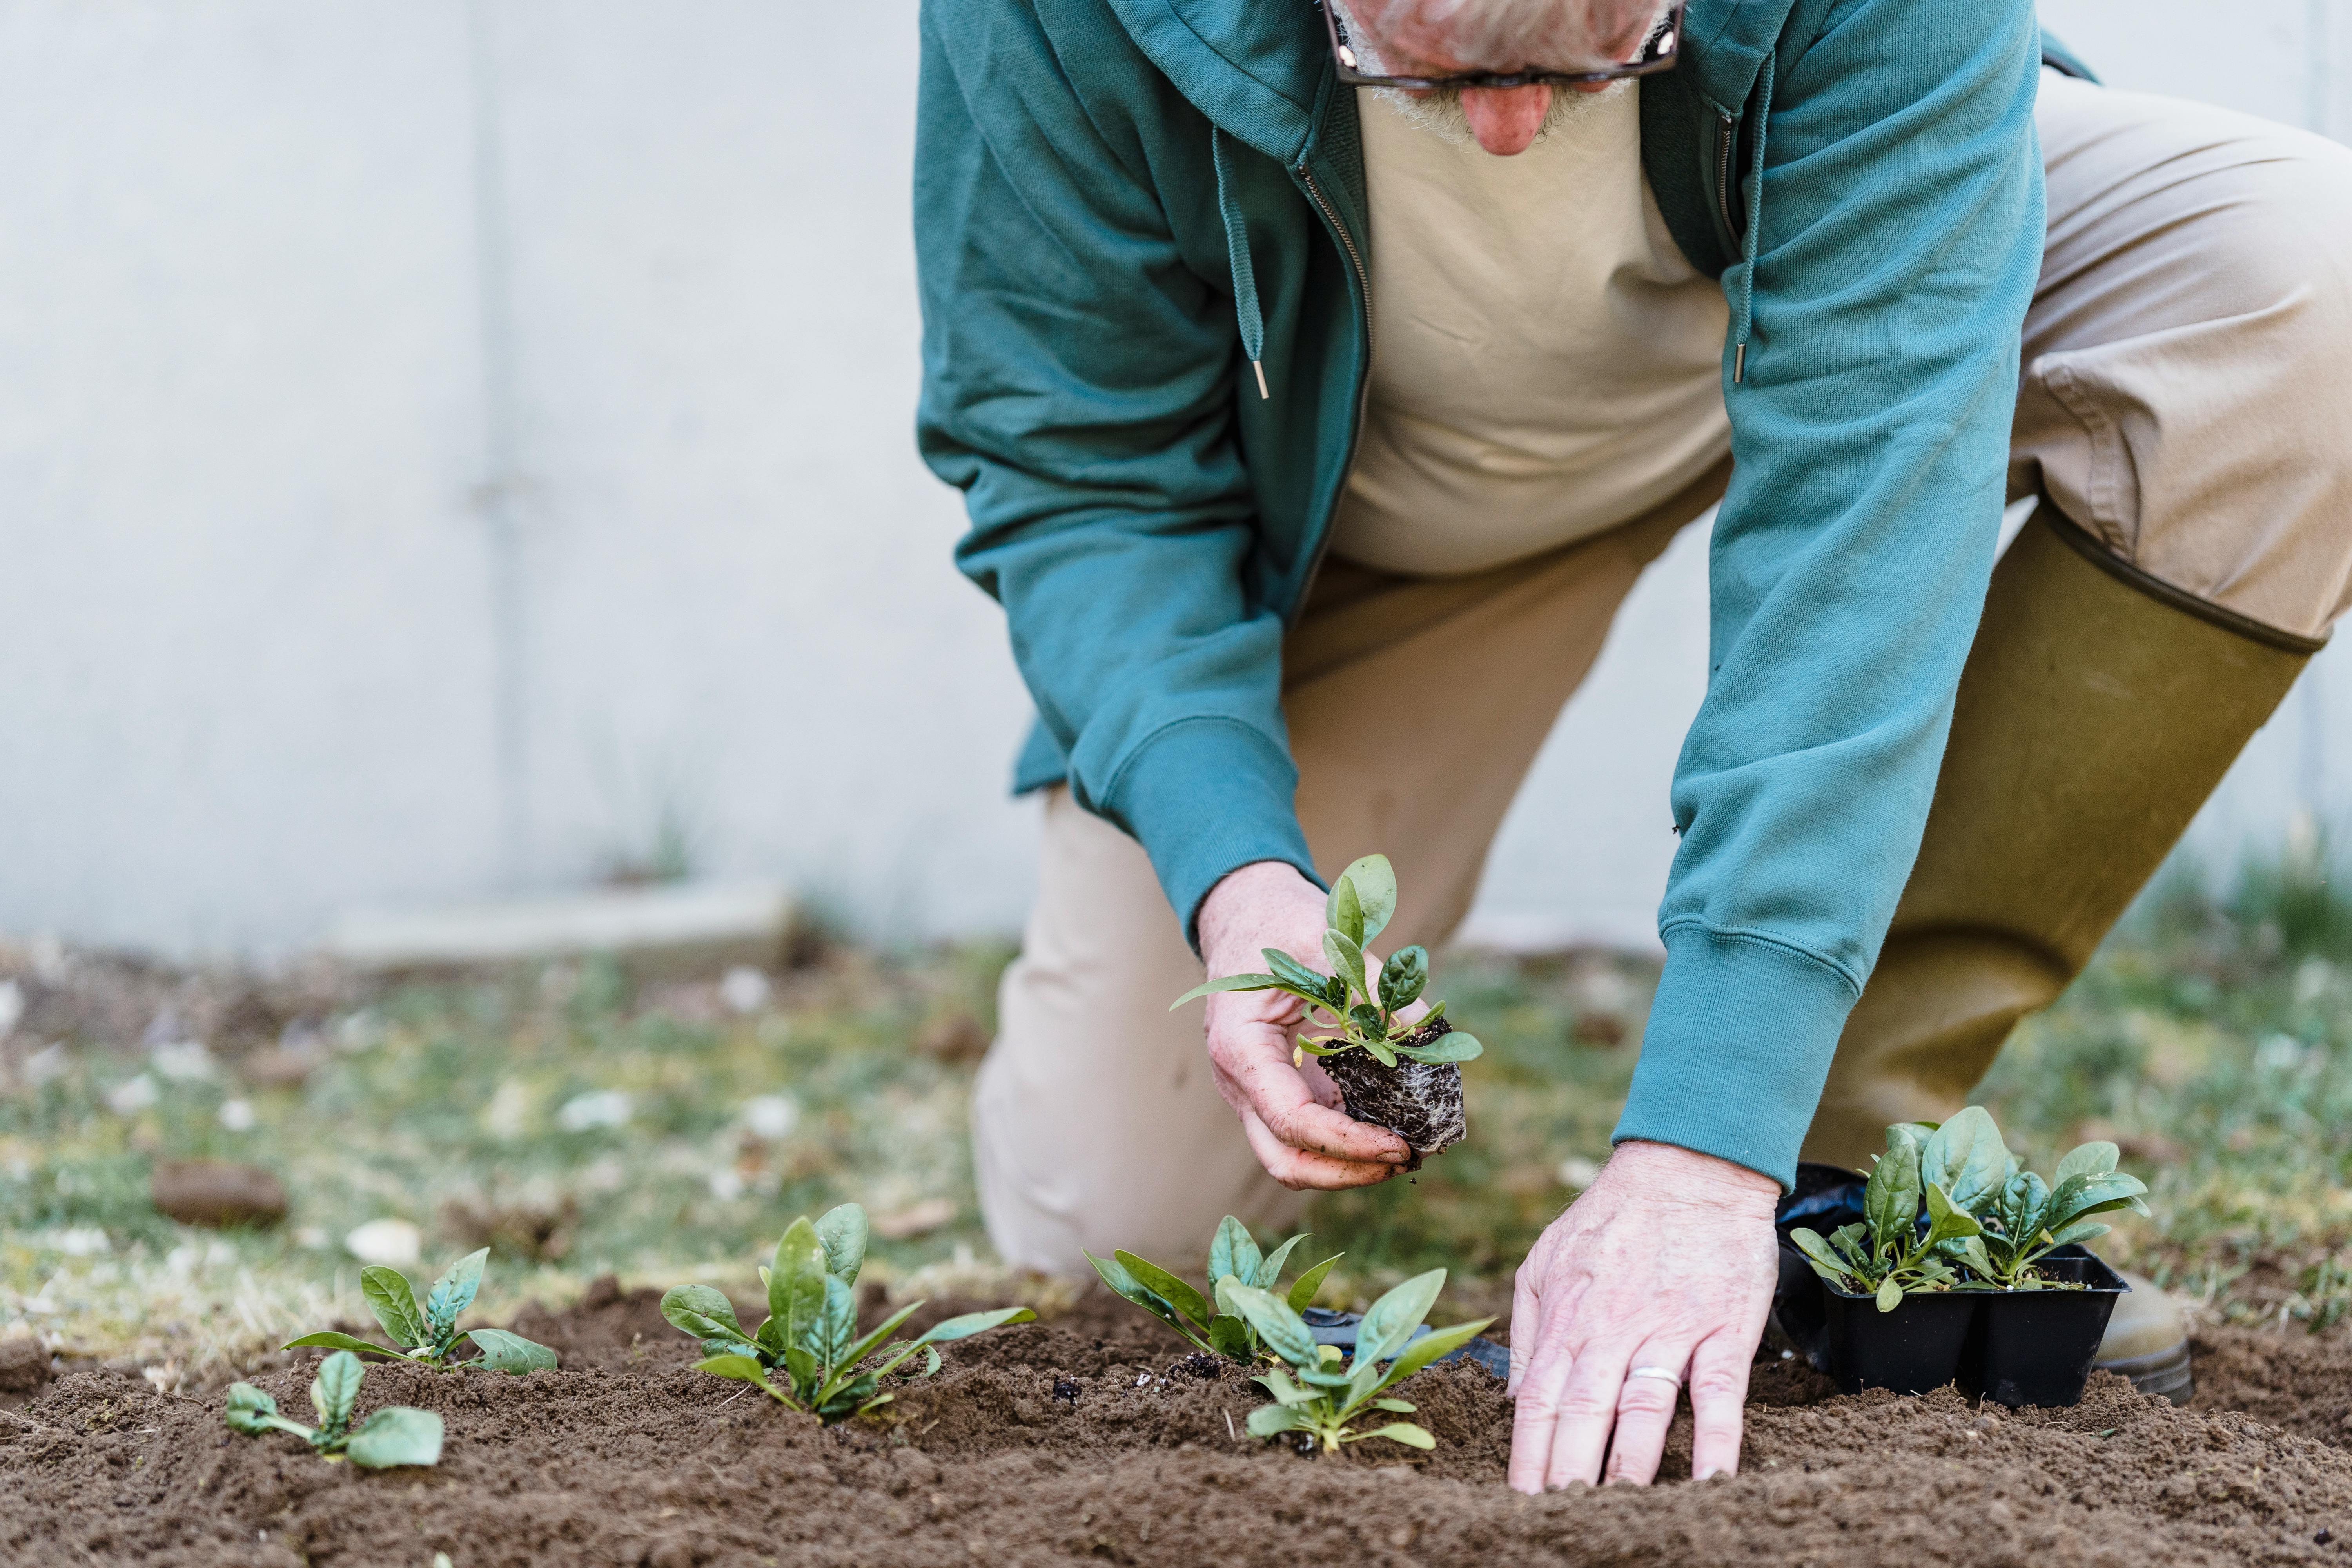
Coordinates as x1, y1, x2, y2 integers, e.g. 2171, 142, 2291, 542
6, 1284, 2352, 1567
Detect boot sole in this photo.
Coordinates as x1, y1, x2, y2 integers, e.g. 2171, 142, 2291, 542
2096, 1339, 2193, 1405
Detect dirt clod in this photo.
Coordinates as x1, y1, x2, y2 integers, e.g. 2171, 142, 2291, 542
147, 1159, 287, 1227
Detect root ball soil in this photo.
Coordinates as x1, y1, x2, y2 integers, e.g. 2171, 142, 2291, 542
8, 1286, 2352, 1566
1322, 1019, 1466, 1158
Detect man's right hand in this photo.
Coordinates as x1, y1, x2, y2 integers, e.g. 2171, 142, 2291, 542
1194, 860, 1413, 1189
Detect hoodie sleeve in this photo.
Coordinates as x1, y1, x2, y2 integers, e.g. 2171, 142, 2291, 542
911, 0, 1320, 944
1613, 0, 2045, 1187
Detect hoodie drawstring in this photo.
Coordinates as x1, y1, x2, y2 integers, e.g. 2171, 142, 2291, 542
1731, 51, 1774, 385
1211, 127, 1270, 399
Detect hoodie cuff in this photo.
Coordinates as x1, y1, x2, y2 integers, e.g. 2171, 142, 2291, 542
1611, 924, 1862, 1191
1104, 718, 1320, 953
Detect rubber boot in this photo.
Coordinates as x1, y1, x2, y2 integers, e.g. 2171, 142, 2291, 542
1801, 502, 2320, 1401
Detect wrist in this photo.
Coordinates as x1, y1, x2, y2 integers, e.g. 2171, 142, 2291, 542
1199, 860, 1322, 970
1606, 1140, 1781, 1216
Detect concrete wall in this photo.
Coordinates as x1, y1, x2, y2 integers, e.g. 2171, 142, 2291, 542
0, 0, 2343, 956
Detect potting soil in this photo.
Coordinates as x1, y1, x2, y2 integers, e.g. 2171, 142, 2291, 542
5, 1284, 2351, 1566
1321, 1018, 1466, 1159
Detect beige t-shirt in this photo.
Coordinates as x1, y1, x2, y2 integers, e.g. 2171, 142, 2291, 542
1328, 85, 1733, 577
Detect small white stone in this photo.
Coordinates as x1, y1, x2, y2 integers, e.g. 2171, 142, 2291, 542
106, 1074, 159, 1116
719, 966, 772, 1014
739, 1094, 799, 1141
1557, 1155, 1603, 1189
217, 1098, 257, 1132
555, 1089, 633, 1132
345, 1218, 423, 1268
53, 1227, 111, 1257
708, 1169, 746, 1202
149, 1041, 217, 1083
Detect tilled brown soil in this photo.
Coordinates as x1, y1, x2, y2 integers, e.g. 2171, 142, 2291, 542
6, 1283, 2352, 1568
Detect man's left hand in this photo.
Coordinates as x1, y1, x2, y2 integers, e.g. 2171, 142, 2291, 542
1506, 1140, 1781, 1490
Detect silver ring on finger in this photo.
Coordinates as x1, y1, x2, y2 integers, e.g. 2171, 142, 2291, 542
1625, 1365, 1682, 1386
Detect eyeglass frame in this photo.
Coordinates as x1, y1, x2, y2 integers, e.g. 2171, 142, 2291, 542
1320, 0, 1684, 92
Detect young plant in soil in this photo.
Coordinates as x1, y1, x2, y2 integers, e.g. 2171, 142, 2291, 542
1788, 1123, 1984, 1311
285, 1247, 557, 1373
1927, 1106, 2150, 1290
1171, 853, 1483, 1158
223, 1350, 443, 1468
1084, 1213, 1340, 1363
661, 1203, 1034, 1422
1227, 1267, 1492, 1453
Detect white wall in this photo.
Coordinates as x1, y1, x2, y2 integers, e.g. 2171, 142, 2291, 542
0, 0, 2343, 957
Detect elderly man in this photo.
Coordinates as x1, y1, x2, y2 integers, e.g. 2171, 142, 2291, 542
915, 0, 2352, 1490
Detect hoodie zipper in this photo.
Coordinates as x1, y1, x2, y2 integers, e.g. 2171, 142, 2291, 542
1714, 111, 1743, 252
1291, 156, 1374, 624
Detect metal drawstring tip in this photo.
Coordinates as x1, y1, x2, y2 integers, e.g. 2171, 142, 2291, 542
1252, 360, 1269, 399
1732, 342, 1746, 385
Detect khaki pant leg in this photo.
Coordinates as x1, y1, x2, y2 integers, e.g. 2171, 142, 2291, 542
976, 460, 1730, 1275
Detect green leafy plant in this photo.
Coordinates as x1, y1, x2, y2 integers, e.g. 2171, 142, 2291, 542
1170, 854, 1483, 1071
1936, 1108, 2151, 1290
223, 1350, 443, 1467
1788, 1120, 1984, 1311
661, 1203, 1034, 1422
1083, 1214, 1341, 1363
285, 1247, 556, 1373
1227, 1267, 1492, 1453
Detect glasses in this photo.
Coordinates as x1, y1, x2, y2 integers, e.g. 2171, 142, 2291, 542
1321, 1, 1683, 91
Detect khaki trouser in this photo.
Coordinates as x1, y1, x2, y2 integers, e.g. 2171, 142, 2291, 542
974, 71, 2352, 1274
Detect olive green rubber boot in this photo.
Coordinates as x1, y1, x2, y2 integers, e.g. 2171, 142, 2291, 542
1800, 503, 2319, 1401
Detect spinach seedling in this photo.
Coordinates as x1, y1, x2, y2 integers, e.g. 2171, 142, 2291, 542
224, 1350, 443, 1467
1926, 1106, 2149, 1290
661, 1203, 1034, 1422
1085, 1214, 1340, 1363
285, 1247, 556, 1373
1231, 1268, 1491, 1453
1789, 1122, 1984, 1311
1170, 854, 1482, 1073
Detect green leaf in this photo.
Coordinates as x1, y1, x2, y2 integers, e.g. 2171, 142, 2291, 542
422, 1249, 489, 1335
1370, 1398, 1417, 1413
1115, 1251, 1214, 1330
1922, 1182, 1982, 1247
1862, 1138, 1922, 1254
2054, 1141, 2120, 1187
696, 1352, 798, 1407
1352, 1422, 1435, 1450
815, 1203, 869, 1285
838, 1299, 924, 1373
1263, 951, 1337, 1006
360, 1267, 428, 1350
1377, 946, 1428, 1012
1340, 855, 1397, 943
1324, 928, 1368, 1005
1206, 1315, 1254, 1360
1327, 875, 1365, 950
754, 1312, 788, 1358
1920, 1106, 2009, 1213
1255, 1234, 1307, 1289
660, 1284, 752, 1345
1253, 1367, 1316, 1406
1951, 1235, 1998, 1282
224, 1382, 312, 1441
1209, 1216, 1258, 1294
1169, 973, 1285, 1009
345, 1407, 443, 1468
1788, 1228, 1861, 1287
782, 1345, 822, 1398
1376, 1317, 1494, 1392
1354, 1269, 1444, 1369
1287, 1254, 1340, 1312
311, 1350, 364, 1428
1828, 1223, 1872, 1269
913, 1306, 1037, 1346
2046, 1219, 2110, 1249
462, 1328, 558, 1374
1392, 1031, 1481, 1064
1224, 1283, 1320, 1369
1875, 1277, 1903, 1313
1247, 1403, 1308, 1437
817, 1276, 859, 1369
1361, 1038, 1398, 1069
283, 1331, 404, 1359
769, 1219, 830, 1354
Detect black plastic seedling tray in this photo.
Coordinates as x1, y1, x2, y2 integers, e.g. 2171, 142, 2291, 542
1772, 1162, 2129, 1408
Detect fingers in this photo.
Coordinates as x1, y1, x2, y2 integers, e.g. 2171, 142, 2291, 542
1686, 1331, 1754, 1481
1505, 1305, 1574, 1494
1236, 1105, 1399, 1190
1602, 1343, 1694, 1486
1507, 1260, 1540, 1394
1298, 1058, 1345, 1112
1210, 1025, 1409, 1166
1543, 1336, 1632, 1490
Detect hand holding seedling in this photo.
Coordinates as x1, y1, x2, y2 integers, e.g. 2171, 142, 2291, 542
1506, 1141, 1780, 1492
1192, 860, 1413, 1188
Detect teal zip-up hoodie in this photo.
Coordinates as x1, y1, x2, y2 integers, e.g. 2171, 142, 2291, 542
915, 0, 2049, 1189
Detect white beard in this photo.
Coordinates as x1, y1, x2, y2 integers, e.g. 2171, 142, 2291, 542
1368, 75, 1626, 148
